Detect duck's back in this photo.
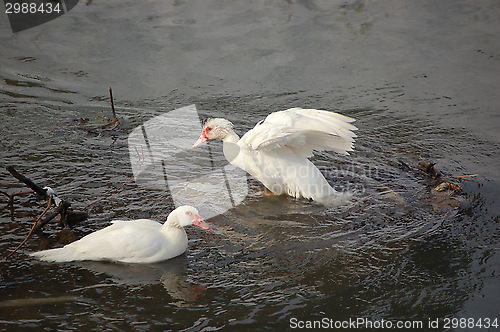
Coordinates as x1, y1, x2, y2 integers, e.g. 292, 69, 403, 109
30, 219, 188, 263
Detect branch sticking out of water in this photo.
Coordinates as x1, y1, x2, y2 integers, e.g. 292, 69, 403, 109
109, 87, 120, 124
96, 87, 120, 129
6, 166, 47, 197
6, 196, 53, 259
4, 166, 88, 258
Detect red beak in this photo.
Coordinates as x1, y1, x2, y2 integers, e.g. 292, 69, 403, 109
192, 132, 208, 147
193, 214, 211, 230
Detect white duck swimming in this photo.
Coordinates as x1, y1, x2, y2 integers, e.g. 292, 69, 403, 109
193, 108, 357, 204
30, 206, 210, 263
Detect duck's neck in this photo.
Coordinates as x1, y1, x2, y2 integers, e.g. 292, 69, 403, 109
164, 212, 182, 230
223, 130, 240, 144
222, 131, 241, 165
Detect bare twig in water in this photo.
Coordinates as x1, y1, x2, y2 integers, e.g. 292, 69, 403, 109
8, 190, 35, 204
32, 200, 72, 233
1, 189, 35, 220
6, 197, 52, 259
109, 87, 120, 124
6, 190, 35, 218
4, 166, 88, 257
454, 174, 478, 179
96, 87, 120, 130
49, 88, 122, 133
97, 114, 113, 122
6, 166, 48, 197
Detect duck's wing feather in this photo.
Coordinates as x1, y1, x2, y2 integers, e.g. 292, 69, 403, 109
76, 220, 164, 258
240, 108, 357, 157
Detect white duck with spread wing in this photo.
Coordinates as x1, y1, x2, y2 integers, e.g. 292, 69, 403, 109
193, 108, 357, 204
31, 206, 210, 263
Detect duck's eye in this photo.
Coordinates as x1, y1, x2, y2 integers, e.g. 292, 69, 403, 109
206, 127, 212, 132
185, 211, 192, 216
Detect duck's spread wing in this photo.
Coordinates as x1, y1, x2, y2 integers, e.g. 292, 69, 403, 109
240, 108, 357, 157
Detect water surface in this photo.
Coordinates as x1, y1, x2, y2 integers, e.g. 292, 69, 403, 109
1, 0, 499, 330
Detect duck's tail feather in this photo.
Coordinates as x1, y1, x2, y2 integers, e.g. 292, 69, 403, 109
30, 247, 83, 262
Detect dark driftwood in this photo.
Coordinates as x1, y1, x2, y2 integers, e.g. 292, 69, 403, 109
4, 166, 89, 258
6, 166, 47, 197
33, 201, 72, 233
5, 166, 87, 231
109, 87, 120, 124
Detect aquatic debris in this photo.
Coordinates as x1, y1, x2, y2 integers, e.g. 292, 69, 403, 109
79, 87, 122, 137
97, 87, 121, 128
3, 166, 88, 258
416, 159, 464, 195
434, 181, 462, 193
56, 87, 123, 138
454, 174, 478, 179
417, 160, 441, 180
417, 158, 478, 211
83, 87, 125, 144
399, 158, 477, 211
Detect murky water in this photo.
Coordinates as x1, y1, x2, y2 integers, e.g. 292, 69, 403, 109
1, 1, 499, 331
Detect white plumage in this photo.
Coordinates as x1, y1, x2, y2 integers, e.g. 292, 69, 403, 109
193, 108, 357, 204
30, 206, 210, 264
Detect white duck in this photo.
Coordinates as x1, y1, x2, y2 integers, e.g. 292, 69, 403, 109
30, 206, 210, 263
193, 108, 357, 204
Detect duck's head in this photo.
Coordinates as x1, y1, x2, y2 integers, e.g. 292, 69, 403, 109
171, 205, 210, 230
192, 118, 233, 147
